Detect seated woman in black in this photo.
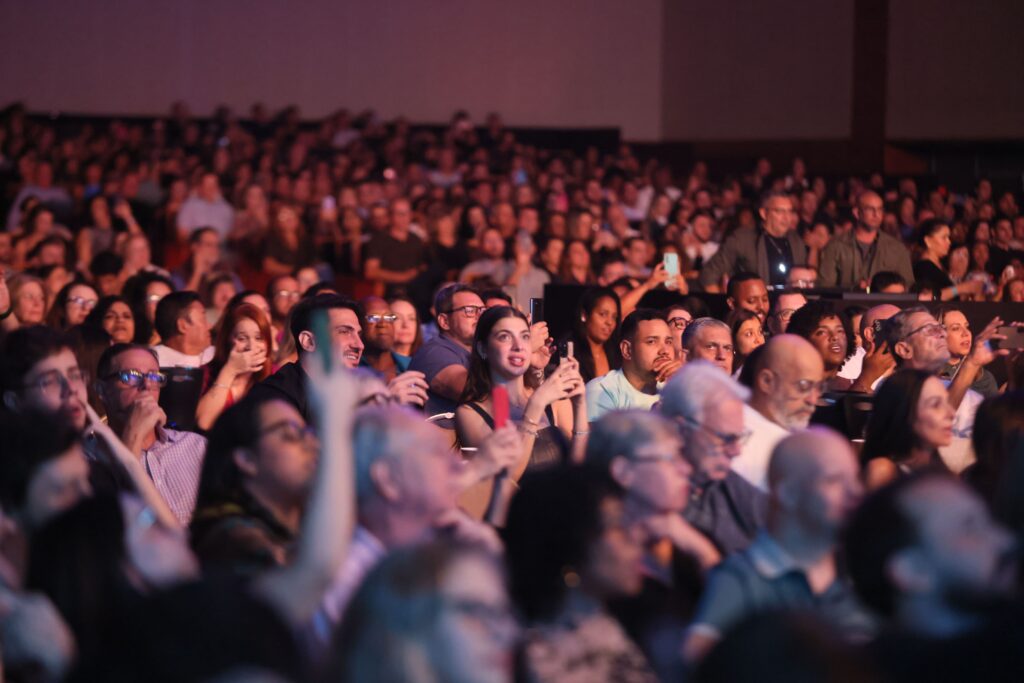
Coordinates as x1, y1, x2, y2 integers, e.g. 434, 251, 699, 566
861, 368, 954, 490
455, 305, 587, 474
913, 218, 984, 300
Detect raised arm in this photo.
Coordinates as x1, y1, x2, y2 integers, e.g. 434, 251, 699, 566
254, 347, 357, 626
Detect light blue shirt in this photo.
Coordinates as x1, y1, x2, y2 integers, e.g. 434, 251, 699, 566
585, 369, 659, 422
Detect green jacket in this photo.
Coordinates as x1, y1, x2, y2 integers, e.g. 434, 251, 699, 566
818, 230, 914, 289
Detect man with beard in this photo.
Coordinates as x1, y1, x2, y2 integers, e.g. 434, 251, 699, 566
843, 472, 1022, 680
734, 335, 825, 491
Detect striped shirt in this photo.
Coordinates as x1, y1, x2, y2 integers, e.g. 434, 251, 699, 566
141, 428, 207, 525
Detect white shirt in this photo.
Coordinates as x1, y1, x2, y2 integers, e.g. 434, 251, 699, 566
734, 403, 789, 491
939, 386, 983, 474
585, 369, 659, 422
153, 344, 214, 368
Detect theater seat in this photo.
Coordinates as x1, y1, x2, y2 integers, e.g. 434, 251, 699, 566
158, 366, 205, 433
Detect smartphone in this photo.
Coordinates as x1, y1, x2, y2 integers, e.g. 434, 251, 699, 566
561, 340, 574, 360
663, 253, 680, 291
529, 298, 544, 324
998, 325, 1024, 350
663, 252, 680, 278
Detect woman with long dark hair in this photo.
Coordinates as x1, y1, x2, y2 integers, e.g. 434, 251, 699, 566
83, 295, 135, 344
861, 368, 954, 489
46, 281, 99, 330
564, 287, 622, 384
456, 306, 587, 472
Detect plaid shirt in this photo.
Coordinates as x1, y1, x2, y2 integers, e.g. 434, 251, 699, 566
141, 427, 207, 525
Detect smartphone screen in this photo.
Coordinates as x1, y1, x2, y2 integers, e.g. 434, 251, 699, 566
663, 252, 680, 278
998, 325, 1024, 350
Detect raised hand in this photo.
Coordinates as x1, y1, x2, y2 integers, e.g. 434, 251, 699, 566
652, 355, 683, 383
387, 370, 429, 406
967, 316, 1009, 368
122, 393, 167, 454
471, 423, 525, 482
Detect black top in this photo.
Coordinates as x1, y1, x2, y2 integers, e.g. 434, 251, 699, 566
462, 401, 564, 470
913, 259, 953, 294
247, 362, 311, 423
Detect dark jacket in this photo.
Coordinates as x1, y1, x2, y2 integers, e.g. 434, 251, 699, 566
818, 230, 914, 289
699, 227, 807, 288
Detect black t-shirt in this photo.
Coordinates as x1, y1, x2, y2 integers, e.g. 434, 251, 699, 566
913, 259, 953, 295
364, 231, 425, 272
763, 233, 793, 286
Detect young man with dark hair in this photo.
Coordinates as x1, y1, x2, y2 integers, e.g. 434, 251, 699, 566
726, 272, 770, 324
153, 290, 213, 368
1, 325, 89, 432
251, 293, 427, 421
585, 308, 678, 421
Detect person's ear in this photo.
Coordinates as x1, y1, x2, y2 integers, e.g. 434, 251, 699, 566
759, 207, 768, 222
756, 368, 775, 395
727, 296, 736, 311
369, 460, 401, 502
232, 448, 259, 478
620, 338, 633, 361
176, 315, 189, 336
297, 330, 316, 353
609, 455, 634, 488
887, 547, 933, 596
2, 391, 20, 413
893, 339, 912, 361
437, 312, 452, 333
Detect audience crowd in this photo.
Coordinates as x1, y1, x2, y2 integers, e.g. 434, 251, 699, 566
1, 100, 1024, 681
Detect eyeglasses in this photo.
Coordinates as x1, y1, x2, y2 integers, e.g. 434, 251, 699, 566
682, 416, 751, 448
274, 290, 301, 300
774, 308, 798, 321
632, 450, 687, 467
790, 278, 817, 289
793, 378, 829, 396
448, 305, 484, 319
104, 369, 167, 389
25, 368, 85, 395
146, 294, 164, 303
259, 419, 317, 443
68, 296, 98, 310
667, 316, 692, 331
902, 322, 946, 341
366, 313, 397, 324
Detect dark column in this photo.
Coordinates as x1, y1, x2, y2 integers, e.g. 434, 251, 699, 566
850, 0, 889, 173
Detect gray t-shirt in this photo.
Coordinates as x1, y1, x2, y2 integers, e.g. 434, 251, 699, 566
408, 334, 471, 422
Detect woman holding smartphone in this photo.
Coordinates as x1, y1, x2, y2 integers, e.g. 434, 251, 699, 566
456, 306, 588, 474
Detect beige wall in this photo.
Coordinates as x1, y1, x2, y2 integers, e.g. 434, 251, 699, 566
0, 0, 664, 139
886, 0, 1024, 139
660, 0, 855, 140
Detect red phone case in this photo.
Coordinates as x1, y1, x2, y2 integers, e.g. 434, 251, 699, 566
492, 385, 510, 429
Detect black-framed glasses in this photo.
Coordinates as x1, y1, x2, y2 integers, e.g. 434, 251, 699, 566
274, 290, 301, 300
448, 305, 484, 319
259, 419, 317, 443
667, 316, 692, 331
105, 369, 167, 389
24, 368, 85, 394
903, 321, 946, 341
366, 313, 397, 324
682, 415, 751, 448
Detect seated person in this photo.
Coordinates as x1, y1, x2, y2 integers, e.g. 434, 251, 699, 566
152, 291, 214, 368
684, 428, 872, 664
660, 362, 768, 555
786, 300, 855, 392
681, 317, 734, 375
456, 306, 586, 473
586, 309, 679, 421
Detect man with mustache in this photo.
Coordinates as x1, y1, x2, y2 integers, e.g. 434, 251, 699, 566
586, 309, 679, 421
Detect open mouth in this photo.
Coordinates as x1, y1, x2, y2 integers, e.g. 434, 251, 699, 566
508, 356, 526, 367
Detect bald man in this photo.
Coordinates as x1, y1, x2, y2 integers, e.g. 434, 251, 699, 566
734, 335, 825, 491
846, 303, 901, 393
818, 191, 914, 290
684, 428, 872, 663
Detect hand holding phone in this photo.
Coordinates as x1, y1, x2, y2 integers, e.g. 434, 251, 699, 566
663, 253, 680, 291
